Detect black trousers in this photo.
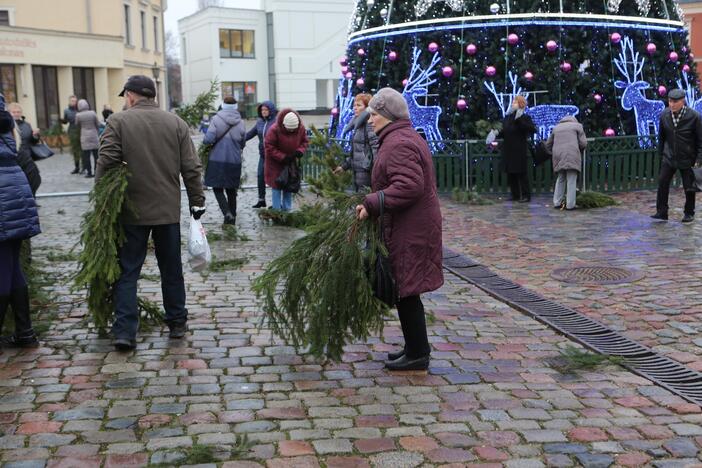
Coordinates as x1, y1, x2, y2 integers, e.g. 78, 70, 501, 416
213, 188, 237, 218
257, 157, 266, 201
507, 172, 530, 200
112, 224, 187, 340
656, 162, 696, 216
397, 295, 431, 359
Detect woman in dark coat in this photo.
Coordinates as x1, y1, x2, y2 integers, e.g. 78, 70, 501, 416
8, 103, 41, 195
264, 109, 308, 212
498, 95, 536, 202
356, 88, 443, 371
246, 101, 278, 208
334, 93, 378, 191
202, 96, 246, 224
0, 94, 41, 348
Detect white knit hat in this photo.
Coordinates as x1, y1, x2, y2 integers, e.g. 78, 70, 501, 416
282, 111, 300, 131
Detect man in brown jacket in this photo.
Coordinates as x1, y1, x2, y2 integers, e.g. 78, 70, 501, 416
97, 75, 205, 351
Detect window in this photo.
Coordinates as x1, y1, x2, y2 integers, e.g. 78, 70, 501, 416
0, 10, 9, 26
221, 81, 257, 117
124, 4, 132, 45
72, 68, 95, 111
140, 11, 147, 49
32, 66, 60, 131
0, 65, 16, 103
153, 16, 159, 51
219, 29, 254, 58
181, 35, 187, 64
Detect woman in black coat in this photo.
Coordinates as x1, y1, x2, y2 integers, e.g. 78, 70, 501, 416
8, 103, 41, 195
498, 95, 536, 202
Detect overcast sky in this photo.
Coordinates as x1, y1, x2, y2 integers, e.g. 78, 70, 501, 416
164, 0, 199, 36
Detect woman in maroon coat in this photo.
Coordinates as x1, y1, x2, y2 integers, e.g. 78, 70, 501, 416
263, 109, 308, 211
356, 88, 443, 371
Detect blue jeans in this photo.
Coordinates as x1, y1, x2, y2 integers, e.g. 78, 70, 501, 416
271, 189, 293, 211
112, 224, 187, 340
257, 157, 266, 202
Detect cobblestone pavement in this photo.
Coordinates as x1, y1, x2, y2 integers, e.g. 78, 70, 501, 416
441, 189, 702, 366
2, 137, 702, 467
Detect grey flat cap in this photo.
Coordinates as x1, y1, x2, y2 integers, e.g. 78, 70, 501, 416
668, 89, 686, 100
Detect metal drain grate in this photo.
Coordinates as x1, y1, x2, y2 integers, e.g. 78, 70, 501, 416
551, 265, 644, 285
443, 248, 702, 406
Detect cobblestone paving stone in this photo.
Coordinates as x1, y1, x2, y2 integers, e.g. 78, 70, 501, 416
441, 191, 702, 364
2, 135, 702, 466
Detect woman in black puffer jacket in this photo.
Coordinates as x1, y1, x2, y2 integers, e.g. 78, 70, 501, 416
8, 102, 40, 194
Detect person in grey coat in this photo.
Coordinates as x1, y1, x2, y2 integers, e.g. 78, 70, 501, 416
545, 115, 587, 210
203, 96, 246, 224
334, 93, 378, 191
75, 99, 101, 178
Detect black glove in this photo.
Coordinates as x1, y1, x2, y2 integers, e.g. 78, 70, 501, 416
191, 206, 206, 220
294, 151, 303, 159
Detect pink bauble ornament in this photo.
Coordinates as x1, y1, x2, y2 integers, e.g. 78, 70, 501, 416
331, 107, 339, 116
485, 65, 497, 77
683, 64, 691, 73
357, 48, 365, 57
647, 43, 657, 55
508, 33, 519, 45
457, 99, 467, 111
658, 85, 667, 97
466, 43, 477, 55
339, 56, 347, 66
428, 42, 439, 53
594, 93, 602, 104
546, 40, 558, 52
442, 66, 454, 78
356, 78, 365, 87
669, 51, 679, 62
560, 61, 572, 73
345, 72, 353, 79
387, 51, 397, 61
341, 66, 348, 74
524, 71, 534, 81
402, 78, 408, 87
610, 32, 622, 44
604, 128, 616, 137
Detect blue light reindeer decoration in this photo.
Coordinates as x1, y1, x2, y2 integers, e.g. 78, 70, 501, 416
614, 36, 664, 148
484, 71, 578, 141
403, 47, 444, 150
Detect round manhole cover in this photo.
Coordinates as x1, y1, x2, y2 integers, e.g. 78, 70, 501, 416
551, 265, 644, 285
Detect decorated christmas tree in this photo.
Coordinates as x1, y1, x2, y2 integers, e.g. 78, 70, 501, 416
331, 0, 699, 145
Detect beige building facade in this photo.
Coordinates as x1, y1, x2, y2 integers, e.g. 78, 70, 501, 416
0, 0, 167, 131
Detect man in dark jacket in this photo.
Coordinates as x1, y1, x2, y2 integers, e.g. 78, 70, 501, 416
8, 103, 40, 194
246, 101, 277, 208
97, 76, 205, 351
652, 88, 702, 223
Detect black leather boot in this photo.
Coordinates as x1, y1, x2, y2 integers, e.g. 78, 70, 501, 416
387, 348, 405, 361
7, 287, 38, 348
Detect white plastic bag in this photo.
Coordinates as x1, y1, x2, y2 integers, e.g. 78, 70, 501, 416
188, 216, 211, 271
486, 129, 497, 145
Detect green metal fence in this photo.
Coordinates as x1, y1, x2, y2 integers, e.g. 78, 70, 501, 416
305, 135, 672, 194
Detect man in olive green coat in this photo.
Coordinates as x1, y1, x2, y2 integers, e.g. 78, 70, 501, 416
97, 75, 205, 351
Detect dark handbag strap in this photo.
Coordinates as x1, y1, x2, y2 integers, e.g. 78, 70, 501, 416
378, 190, 385, 243
212, 116, 235, 147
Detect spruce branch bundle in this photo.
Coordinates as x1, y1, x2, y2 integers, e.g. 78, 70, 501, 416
73, 163, 163, 335
252, 195, 390, 361
306, 127, 352, 198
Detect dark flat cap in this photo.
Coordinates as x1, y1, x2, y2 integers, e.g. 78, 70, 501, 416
668, 89, 686, 100
119, 75, 156, 98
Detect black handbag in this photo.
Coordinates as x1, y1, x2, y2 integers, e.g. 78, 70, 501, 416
276, 160, 301, 194
531, 141, 551, 166
30, 141, 54, 160
371, 191, 398, 307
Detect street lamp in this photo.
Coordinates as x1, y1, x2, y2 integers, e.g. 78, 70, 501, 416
151, 61, 160, 103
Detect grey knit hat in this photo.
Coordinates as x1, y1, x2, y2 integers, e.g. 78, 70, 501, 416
368, 88, 410, 121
